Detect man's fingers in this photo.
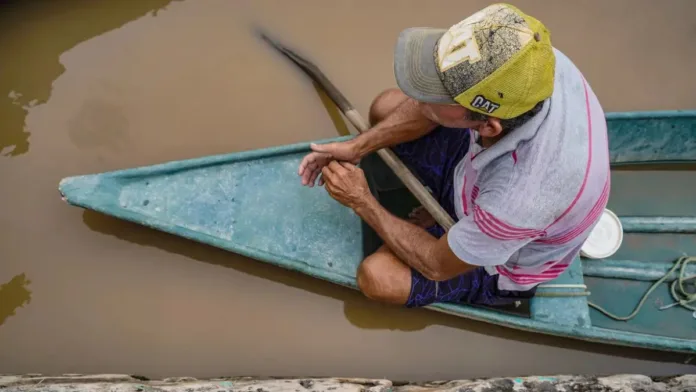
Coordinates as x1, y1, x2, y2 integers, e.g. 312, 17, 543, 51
298, 155, 314, 175
301, 164, 320, 185
309, 143, 324, 152
324, 178, 337, 195
302, 174, 313, 186
298, 152, 328, 175
321, 165, 336, 184
409, 206, 425, 217
310, 142, 336, 154
338, 161, 357, 171
327, 160, 348, 175
308, 169, 321, 188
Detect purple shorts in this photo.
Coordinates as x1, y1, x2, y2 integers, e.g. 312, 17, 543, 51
390, 126, 536, 308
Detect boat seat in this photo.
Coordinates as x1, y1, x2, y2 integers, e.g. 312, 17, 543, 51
530, 256, 592, 328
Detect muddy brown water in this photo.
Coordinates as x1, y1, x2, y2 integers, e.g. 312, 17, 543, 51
2, 0, 696, 380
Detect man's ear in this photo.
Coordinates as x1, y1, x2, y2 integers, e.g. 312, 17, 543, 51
478, 117, 503, 138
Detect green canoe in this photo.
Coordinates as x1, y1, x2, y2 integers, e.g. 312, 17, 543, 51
59, 110, 696, 353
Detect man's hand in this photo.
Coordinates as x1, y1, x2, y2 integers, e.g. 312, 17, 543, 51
320, 161, 373, 210
320, 162, 475, 282
298, 141, 361, 187
407, 206, 436, 228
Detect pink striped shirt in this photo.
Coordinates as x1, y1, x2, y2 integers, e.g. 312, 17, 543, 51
447, 48, 610, 291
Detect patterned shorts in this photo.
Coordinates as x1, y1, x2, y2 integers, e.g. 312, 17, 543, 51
390, 126, 536, 308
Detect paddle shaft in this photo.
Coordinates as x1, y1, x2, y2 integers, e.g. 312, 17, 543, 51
258, 30, 455, 230
343, 110, 455, 230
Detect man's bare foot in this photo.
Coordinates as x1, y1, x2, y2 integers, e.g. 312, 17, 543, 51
407, 206, 436, 228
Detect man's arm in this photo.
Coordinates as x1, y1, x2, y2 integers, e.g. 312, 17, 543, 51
321, 161, 474, 281
355, 194, 476, 281
351, 97, 438, 157
299, 96, 438, 187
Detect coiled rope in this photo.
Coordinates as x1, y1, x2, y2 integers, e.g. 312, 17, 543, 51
587, 256, 696, 321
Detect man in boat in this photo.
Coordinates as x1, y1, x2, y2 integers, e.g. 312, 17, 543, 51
298, 3, 610, 308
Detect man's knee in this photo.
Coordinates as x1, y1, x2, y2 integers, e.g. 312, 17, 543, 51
356, 251, 411, 304
369, 88, 409, 126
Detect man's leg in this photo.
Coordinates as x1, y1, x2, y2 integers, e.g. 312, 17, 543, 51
356, 245, 412, 305
357, 245, 505, 308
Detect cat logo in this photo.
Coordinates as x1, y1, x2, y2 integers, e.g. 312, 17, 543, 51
470, 95, 501, 114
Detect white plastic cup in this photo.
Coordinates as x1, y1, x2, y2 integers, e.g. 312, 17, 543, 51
580, 208, 623, 259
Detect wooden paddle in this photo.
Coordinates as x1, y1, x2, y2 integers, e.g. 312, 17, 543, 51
257, 29, 455, 231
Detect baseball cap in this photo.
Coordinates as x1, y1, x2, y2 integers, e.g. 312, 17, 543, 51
394, 3, 555, 119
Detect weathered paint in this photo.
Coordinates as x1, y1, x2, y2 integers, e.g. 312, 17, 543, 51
606, 110, 696, 165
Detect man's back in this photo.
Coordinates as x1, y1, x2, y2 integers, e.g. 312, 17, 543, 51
448, 48, 611, 291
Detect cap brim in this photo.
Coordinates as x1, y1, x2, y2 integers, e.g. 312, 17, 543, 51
394, 27, 455, 104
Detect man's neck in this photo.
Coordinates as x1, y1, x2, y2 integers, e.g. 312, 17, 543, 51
480, 136, 496, 148
480, 131, 508, 148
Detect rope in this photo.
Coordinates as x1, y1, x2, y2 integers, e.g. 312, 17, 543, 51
587, 256, 696, 321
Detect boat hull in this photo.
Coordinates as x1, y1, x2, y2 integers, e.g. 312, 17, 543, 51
59, 110, 696, 353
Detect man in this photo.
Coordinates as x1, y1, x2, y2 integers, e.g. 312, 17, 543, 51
298, 3, 610, 308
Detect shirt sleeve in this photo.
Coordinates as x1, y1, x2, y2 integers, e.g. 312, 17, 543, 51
447, 203, 545, 267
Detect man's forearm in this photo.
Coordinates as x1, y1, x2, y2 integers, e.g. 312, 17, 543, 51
355, 196, 441, 279
352, 98, 437, 157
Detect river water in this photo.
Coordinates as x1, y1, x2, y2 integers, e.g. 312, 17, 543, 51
1, 0, 695, 380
